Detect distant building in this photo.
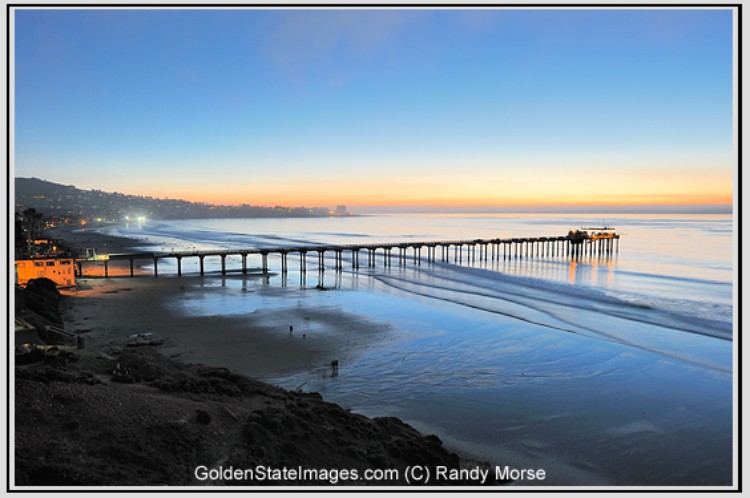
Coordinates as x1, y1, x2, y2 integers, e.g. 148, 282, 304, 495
335, 205, 349, 216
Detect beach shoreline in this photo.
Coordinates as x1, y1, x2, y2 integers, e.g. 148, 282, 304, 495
49, 223, 395, 380
31, 219, 733, 487
61, 274, 396, 381
13, 224, 504, 487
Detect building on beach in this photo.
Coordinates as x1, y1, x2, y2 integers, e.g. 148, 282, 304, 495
15, 257, 76, 288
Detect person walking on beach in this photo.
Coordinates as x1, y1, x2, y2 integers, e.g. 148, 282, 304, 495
331, 360, 339, 377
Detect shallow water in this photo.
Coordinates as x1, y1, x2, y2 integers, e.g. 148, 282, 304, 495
101, 213, 734, 486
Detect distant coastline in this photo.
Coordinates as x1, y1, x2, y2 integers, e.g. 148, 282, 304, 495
14, 177, 354, 225
15, 178, 731, 227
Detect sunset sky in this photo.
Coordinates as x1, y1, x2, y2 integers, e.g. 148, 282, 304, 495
13, 7, 735, 209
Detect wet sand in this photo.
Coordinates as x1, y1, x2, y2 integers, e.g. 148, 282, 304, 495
15, 225, 492, 488
62, 275, 391, 380
52, 224, 392, 379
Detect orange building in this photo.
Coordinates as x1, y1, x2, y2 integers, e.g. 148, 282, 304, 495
15, 258, 76, 288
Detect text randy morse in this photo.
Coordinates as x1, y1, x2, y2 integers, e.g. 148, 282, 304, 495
194, 464, 546, 485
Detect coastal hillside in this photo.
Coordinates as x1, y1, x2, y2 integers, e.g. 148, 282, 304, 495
14, 177, 338, 223
15, 346, 489, 486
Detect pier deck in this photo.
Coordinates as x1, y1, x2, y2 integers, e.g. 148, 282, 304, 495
76, 231, 620, 278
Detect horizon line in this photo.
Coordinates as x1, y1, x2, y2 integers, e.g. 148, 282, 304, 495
14, 177, 733, 215
349, 204, 733, 215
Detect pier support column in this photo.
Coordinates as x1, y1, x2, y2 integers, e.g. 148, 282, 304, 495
281, 253, 288, 274
129, 259, 134, 277
221, 255, 227, 275
104, 260, 109, 278
262, 253, 269, 274
176, 256, 182, 277
199, 256, 205, 276
242, 254, 247, 274
153, 257, 159, 278
300, 251, 307, 273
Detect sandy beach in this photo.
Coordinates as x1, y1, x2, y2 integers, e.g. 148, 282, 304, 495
15, 225, 494, 487
49, 224, 392, 379
26, 219, 734, 487
62, 275, 393, 380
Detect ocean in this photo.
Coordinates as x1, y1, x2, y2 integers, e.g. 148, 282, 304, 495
99, 212, 734, 486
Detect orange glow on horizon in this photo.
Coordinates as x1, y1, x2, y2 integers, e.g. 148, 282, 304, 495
123, 168, 733, 208
130, 190, 733, 209
82, 154, 734, 208
95, 164, 733, 209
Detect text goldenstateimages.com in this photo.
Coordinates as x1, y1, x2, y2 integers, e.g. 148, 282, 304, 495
194, 464, 546, 485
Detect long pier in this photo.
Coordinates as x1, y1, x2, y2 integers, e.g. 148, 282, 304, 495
75, 228, 620, 278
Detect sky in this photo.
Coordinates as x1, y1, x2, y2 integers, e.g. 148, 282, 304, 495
13, 7, 735, 209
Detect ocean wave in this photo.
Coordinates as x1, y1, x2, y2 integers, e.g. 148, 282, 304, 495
611, 268, 732, 287
356, 263, 731, 373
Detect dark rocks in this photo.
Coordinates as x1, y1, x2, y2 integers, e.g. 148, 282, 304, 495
16, 346, 487, 487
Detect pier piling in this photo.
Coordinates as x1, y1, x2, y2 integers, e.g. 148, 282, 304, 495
89, 229, 619, 279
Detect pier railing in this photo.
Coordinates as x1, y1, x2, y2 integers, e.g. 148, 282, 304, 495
75, 231, 620, 278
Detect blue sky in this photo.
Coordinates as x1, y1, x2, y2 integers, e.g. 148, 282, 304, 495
13, 7, 735, 208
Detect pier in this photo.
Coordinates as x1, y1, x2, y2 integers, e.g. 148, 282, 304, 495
75, 228, 620, 278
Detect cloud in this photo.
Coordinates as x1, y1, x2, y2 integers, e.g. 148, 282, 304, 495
452, 9, 506, 33
261, 10, 427, 82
